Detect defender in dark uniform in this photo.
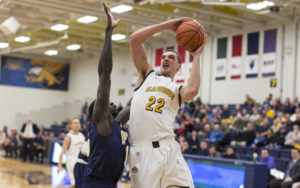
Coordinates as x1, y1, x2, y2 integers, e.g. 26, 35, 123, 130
73, 3, 130, 188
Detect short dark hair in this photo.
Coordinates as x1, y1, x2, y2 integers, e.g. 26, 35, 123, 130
164, 49, 182, 64
88, 100, 96, 118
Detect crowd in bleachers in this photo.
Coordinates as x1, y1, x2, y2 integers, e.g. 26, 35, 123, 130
175, 94, 300, 170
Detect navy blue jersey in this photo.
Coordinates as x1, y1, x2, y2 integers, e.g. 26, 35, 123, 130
84, 119, 127, 185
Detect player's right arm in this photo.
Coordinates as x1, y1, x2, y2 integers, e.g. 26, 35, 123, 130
57, 135, 70, 173
92, 3, 119, 136
130, 17, 191, 87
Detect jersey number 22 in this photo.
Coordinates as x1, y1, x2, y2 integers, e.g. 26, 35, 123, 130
145, 96, 165, 113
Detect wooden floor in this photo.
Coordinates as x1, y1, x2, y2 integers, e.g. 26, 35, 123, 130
0, 157, 130, 188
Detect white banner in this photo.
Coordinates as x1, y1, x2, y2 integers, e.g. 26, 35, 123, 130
215, 59, 227, 80
262, 53, 276, 77
229, 57, 241, 79
245, 55, 259, 78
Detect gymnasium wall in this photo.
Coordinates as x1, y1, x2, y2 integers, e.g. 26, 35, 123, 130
0, 49, 134, 129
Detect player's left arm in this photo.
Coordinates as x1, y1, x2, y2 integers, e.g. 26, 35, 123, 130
180, 26, 207, 103
92, 3, 120, 136
115, 98, 132, 125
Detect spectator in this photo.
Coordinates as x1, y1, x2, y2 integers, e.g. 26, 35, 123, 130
20, 117, 40, 162
290, 107, 300, 122
197, 141, 209, 156
274, 127, 287, 148
244, 94, 255, 107
285, 124, 300, 147
223, 146, 238, 159
209, 124, 223, 142
117, 103, 123, 112
5, 129, 19, 158
231, 104, 241, 117
264, 128, 275, 147
221, 104, 230, 119
0, 130, 7, 150
244, 123, 256, 146
181, 140, 193, 154
81, 102, 89, 123
269, 148, 300, 188
188, 130, 199, 154
183, 113, 194, 133
259, 148, 276, 170
34, 130, 45, 163
193, 118, 202, 132
208, 145, 221, 158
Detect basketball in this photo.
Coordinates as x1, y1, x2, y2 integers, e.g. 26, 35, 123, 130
175, 20, 205, 52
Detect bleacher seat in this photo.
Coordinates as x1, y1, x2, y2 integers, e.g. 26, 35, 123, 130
239, 154, 252, 161
280, 149, 291, 159
269, 149, 280, 158
275, 158, 290, 172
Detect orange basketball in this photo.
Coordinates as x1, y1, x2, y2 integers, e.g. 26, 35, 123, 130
175, 20, 205, 52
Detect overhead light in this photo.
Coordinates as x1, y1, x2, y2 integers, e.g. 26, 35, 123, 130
246, 1, 274, 11
0, 42, 9, 48
51, 24, 69, 31
45, 50, 58, 56
15, 36, 30, 43
77, 16, 98, 23
66, 44, 81, 51
111, 4, 133, 13
112, 34, 126, 41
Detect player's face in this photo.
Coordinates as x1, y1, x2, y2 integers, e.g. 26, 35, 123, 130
160, 51, 181, 79
72, 119, 81, 132
109, 102, 118, 118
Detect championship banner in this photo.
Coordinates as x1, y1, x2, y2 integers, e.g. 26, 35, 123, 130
230, 35, 242, 79
246, 32, 259, 78
215, 59, 226, 80
262, 29, 277, 77
0, 56, 69, 91
262, 53, 276, 77
215, 37, 227, 80
245, 55, 259, 78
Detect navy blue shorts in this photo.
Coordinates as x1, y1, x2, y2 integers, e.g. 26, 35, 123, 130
74, 163, 87, 188
80, 175, 117, 188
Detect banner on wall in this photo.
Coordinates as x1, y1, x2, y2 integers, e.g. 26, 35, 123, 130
245, 55, 259, 78
215, 59, 226, 80
246, 32, 259, 78
215, 37, 227, 80
0, 56, 69, 91
230, 35, 242, 79
262, 29, 277, 77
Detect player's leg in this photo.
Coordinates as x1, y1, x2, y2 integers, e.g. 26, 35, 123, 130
161, 141, 194, 188
128, 146, 164, 188
66, 159, 76, 186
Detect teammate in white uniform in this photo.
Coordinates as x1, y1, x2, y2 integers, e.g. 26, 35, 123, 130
129, 18, 207, 188
58, 118, 85, 187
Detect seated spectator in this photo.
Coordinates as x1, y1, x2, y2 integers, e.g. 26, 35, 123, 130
285, 124, 300, 147
269, 148, 300, 188
233, 113, 247, 131
264, 128, 275, 147
259, 148, 276, 170
244, 123, 256, 146
244, 94, 255, 107
0, 130, 7, 150
208, 145, 221, 158
188, 130, 199, 154
199, 124, 211, 140
34, 130, 45, 163
273, 112, 286, 132
223, 146, 238, 159
221, 104, 230, 119
274, 127, 287, 148
183, 114, 194, 133
252, 132, 265, 148
5, 129, 19, 158
193, 118, 201, 132
257, 118, 270, 134
172, 119, 181, 134
231, 104, 241, 117
197, 141, 209, 156
181, 140, 193, 154
208, 124, 223, 142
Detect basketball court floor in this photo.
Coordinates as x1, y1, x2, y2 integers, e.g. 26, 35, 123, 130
0, 157, 130, 188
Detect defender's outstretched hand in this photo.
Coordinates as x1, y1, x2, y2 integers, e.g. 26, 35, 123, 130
103, 2, 120, 29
